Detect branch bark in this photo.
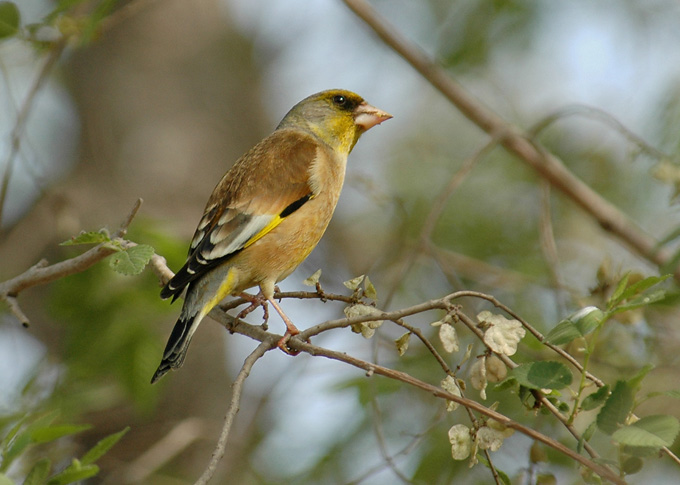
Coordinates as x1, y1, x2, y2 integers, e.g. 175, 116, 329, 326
193, 341, 273, 485
206, 295, 623, 484
341, 0, 679, 282
0, 199, 173, 326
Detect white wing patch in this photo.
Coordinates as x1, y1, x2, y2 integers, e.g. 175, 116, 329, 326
204, 213, 275, 261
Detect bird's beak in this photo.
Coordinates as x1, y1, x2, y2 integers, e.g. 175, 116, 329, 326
354, 102, 393, 131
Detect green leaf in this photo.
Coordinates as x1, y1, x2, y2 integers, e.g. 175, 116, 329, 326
628, 364, 654, 391
493, 378, 517, 392
610, 289, 667, 314
24, 458, 51, 485
47, 463, 99, 485
2, 412, 62, 469
544, 319, 580, 345
612, 415, 680, 448
31, 424, 91, 444
107, 244, 154, 275
0, 2, 20, 39
573, 308, 605, 336
0, 473, 15, 485
622, 444, 664, 458
0, 414, 30, 454
60, 230, 111, 246
581, 385, 610, 411
508, 361, 573, 390
578, 421, 598, 454
607, 274, 670, 312
81, 427, 129, 466
621, 456, 643, 475
608, 273, 630, 309
647, 389, 680, 400
597, 380, 634, 435
3, 432, 32, 470
619, 274, 670, 301
545, 307, 604, 345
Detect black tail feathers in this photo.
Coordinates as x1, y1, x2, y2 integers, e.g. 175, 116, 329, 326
151, 315, 196, 384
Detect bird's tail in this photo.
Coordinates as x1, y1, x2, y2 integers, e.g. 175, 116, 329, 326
151, 314, 198, 384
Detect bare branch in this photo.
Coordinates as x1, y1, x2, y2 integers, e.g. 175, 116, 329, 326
0, 39, 68, 228
121, 417, 207, 484
341, 0, 679, 282
383, 136, 501, 308
193, 341, 273, 485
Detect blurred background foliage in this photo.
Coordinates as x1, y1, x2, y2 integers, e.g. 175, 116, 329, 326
1, 0, 680, 483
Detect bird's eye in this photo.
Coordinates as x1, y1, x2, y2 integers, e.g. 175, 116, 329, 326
332, 95, 347, 106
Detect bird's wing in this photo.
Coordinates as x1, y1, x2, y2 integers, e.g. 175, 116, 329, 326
161, 130, 320, 301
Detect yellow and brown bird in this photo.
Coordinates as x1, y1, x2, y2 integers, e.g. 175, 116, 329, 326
152, 89, 391, 383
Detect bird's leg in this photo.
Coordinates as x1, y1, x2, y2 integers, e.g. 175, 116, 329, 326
235, 292, 269, 330
267, 297, 302, 355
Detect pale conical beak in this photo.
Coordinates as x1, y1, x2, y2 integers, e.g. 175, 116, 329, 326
354, 102, 393, 131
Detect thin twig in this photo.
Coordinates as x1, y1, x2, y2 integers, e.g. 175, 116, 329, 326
0, 39, 67, 229
368, 393, 412, 484
345, 412, 442, 484
448, 290, 605, 387
341, 0, 679, 282
539, 181, 566, 303
193, 340, 273, 485
203, 293, 620, 482
0, 199, 144, 325
454, 310, 601, 460
120, 417, 207, 484
392, 318, 453, 376
383, 136, 500, 308
291, 339, 624, 485
529, 104, 677, 164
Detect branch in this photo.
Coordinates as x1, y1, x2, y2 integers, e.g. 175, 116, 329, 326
0, 0, 160, 231
203, 296, 622, 483
453, 309, 602, 460
194, 340, 273, 485
121, 417, 207, 484
0, 199, 145, 326
341, 0, 679, 282
0, 39, 67, 228
291, 339, 624, 485
448, 291, 605, 387
383, 136, 500, 308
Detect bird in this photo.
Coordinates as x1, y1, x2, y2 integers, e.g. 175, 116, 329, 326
151, 89, 392, 383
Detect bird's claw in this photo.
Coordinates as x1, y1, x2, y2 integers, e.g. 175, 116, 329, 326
236, 292, 269, 329
276, 330, 312, 356
277, 333, 300, 355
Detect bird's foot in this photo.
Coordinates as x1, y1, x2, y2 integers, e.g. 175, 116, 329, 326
236, 292, 269, 330
267, 296, 311, 355
277, 331, 300, 355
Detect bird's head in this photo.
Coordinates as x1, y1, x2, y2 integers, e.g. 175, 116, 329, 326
277, 89, 392, 157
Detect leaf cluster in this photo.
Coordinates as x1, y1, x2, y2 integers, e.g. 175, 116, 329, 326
0, 412, 127, 485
